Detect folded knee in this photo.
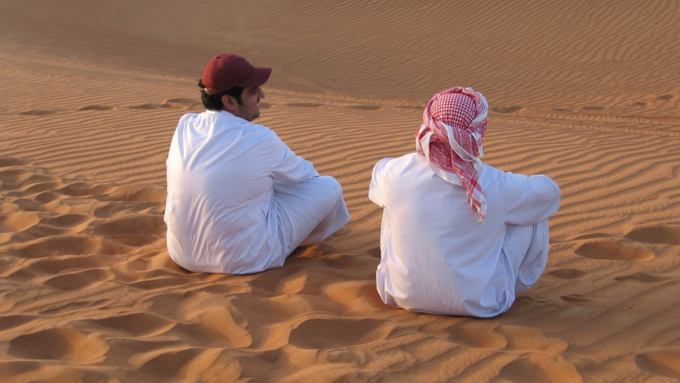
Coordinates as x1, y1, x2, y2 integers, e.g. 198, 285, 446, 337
316, 176, 343, 198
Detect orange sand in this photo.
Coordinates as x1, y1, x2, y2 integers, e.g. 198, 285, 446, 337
1, 1, 680, 382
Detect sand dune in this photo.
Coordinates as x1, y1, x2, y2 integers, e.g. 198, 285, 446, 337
2, 1, 680, 382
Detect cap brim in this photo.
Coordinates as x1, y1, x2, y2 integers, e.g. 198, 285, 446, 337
237, 67, 272, 88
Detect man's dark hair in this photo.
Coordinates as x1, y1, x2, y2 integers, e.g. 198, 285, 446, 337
198, 79, 244, 110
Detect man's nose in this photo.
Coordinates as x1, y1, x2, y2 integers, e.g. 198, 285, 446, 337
258, 87, 266, 99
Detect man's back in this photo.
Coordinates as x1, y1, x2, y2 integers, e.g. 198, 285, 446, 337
166, 110, 317, 274
370, 153, 560, 316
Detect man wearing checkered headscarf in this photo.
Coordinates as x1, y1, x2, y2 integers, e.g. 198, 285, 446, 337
369, 87, 561, 317
416, 87, 489, 222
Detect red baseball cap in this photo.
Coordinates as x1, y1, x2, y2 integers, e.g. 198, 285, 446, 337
201, 54, 272, 95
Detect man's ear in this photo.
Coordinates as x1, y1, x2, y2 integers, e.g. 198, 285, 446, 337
221, 94, 238, 111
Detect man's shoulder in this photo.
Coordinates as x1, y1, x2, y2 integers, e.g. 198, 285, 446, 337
481, 165, 558, 194
391, 152, 428, 169
244, 120, 274, 134
373, 153, 423, 181
479, 164, 521, 185
178, 111, 200, 122
380, 152, 419, 166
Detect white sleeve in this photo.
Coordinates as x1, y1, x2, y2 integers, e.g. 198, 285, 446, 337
369, 158, 393, 208
269, 132, 319, 184
504, 173, 561, 226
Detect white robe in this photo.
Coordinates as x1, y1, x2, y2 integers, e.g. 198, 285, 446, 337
369, 153, 561, 317
165, 110, 350, 274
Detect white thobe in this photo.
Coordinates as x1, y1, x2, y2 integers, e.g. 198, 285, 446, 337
369, 153, 561, 317
165, 110, 350, 274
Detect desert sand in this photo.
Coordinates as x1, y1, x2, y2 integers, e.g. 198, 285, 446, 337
1, 1, 680, 382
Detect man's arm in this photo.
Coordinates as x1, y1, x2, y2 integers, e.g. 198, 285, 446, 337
368, 158, 394, 208
504, 172, 561, 226
269, 132, 319, 184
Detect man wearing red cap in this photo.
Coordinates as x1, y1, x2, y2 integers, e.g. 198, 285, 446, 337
369, 87, 561, 317
165, 54, 350, 274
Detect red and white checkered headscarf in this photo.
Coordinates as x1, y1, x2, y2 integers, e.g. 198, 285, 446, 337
416, 87, 489, 223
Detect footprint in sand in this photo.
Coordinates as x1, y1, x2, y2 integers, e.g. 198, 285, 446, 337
106, 184, 166, 203
0, 315, 35, 332
138, 348, 212, 378
11, 198, 44, 212
57, 182, 114, 197
636, 349, 680, 379
575, 239, 655, 262
78, 105, 116, 111
23, 255, 102, 276
171, 321, 239, 348
128, 103, 166, 110
325, 280, 385, 311
26, 213, 90, 237
493, 105, 523, 113
40, 298, 113, 316
165, 98, 202, 108
582, 106, 604, 111
366, 246, 381, 258
624, 224, 680, 245
348, 105, 381, 110
160, 102, 189, 109
0, 168, 35, 191
94, 214, 166, 236
498, 325, 567, 352
10, 173, 63, 195
285, 102, 323, 107
93, 214, 165, 247
656, 95, 673, 101
560, 294, 593, 303
396, 105, 424, 110
0, 211, 40, 234
38, 213, 90, 228
546, 268, 586, 280
631, 101, 646, 107
13, 197, 70, 214
128, 103, 161, 110
23, 181, 65, 195
165, 97, 198, 104
498, 354, 581, 383
129, 102, 187, 110
186, 307, 252, 347
43, 268, 111, 291
18, 109, 61, 116
0, 157, 31, 167
0, 361, 44, 378
90, 313, 175, 337
0, 364, 115, 383
34, 190, 63, 203
330, 227, 351, 237
614, 272, 672, 283
8, 328, 107, 362
129, 277, 188, 290
102, 338, 177, 368
107, 234, 160, 247
94, 201, 160, 218
21, 235, 128, 258
446, 320, 507, 349
289, 318, 384, 349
